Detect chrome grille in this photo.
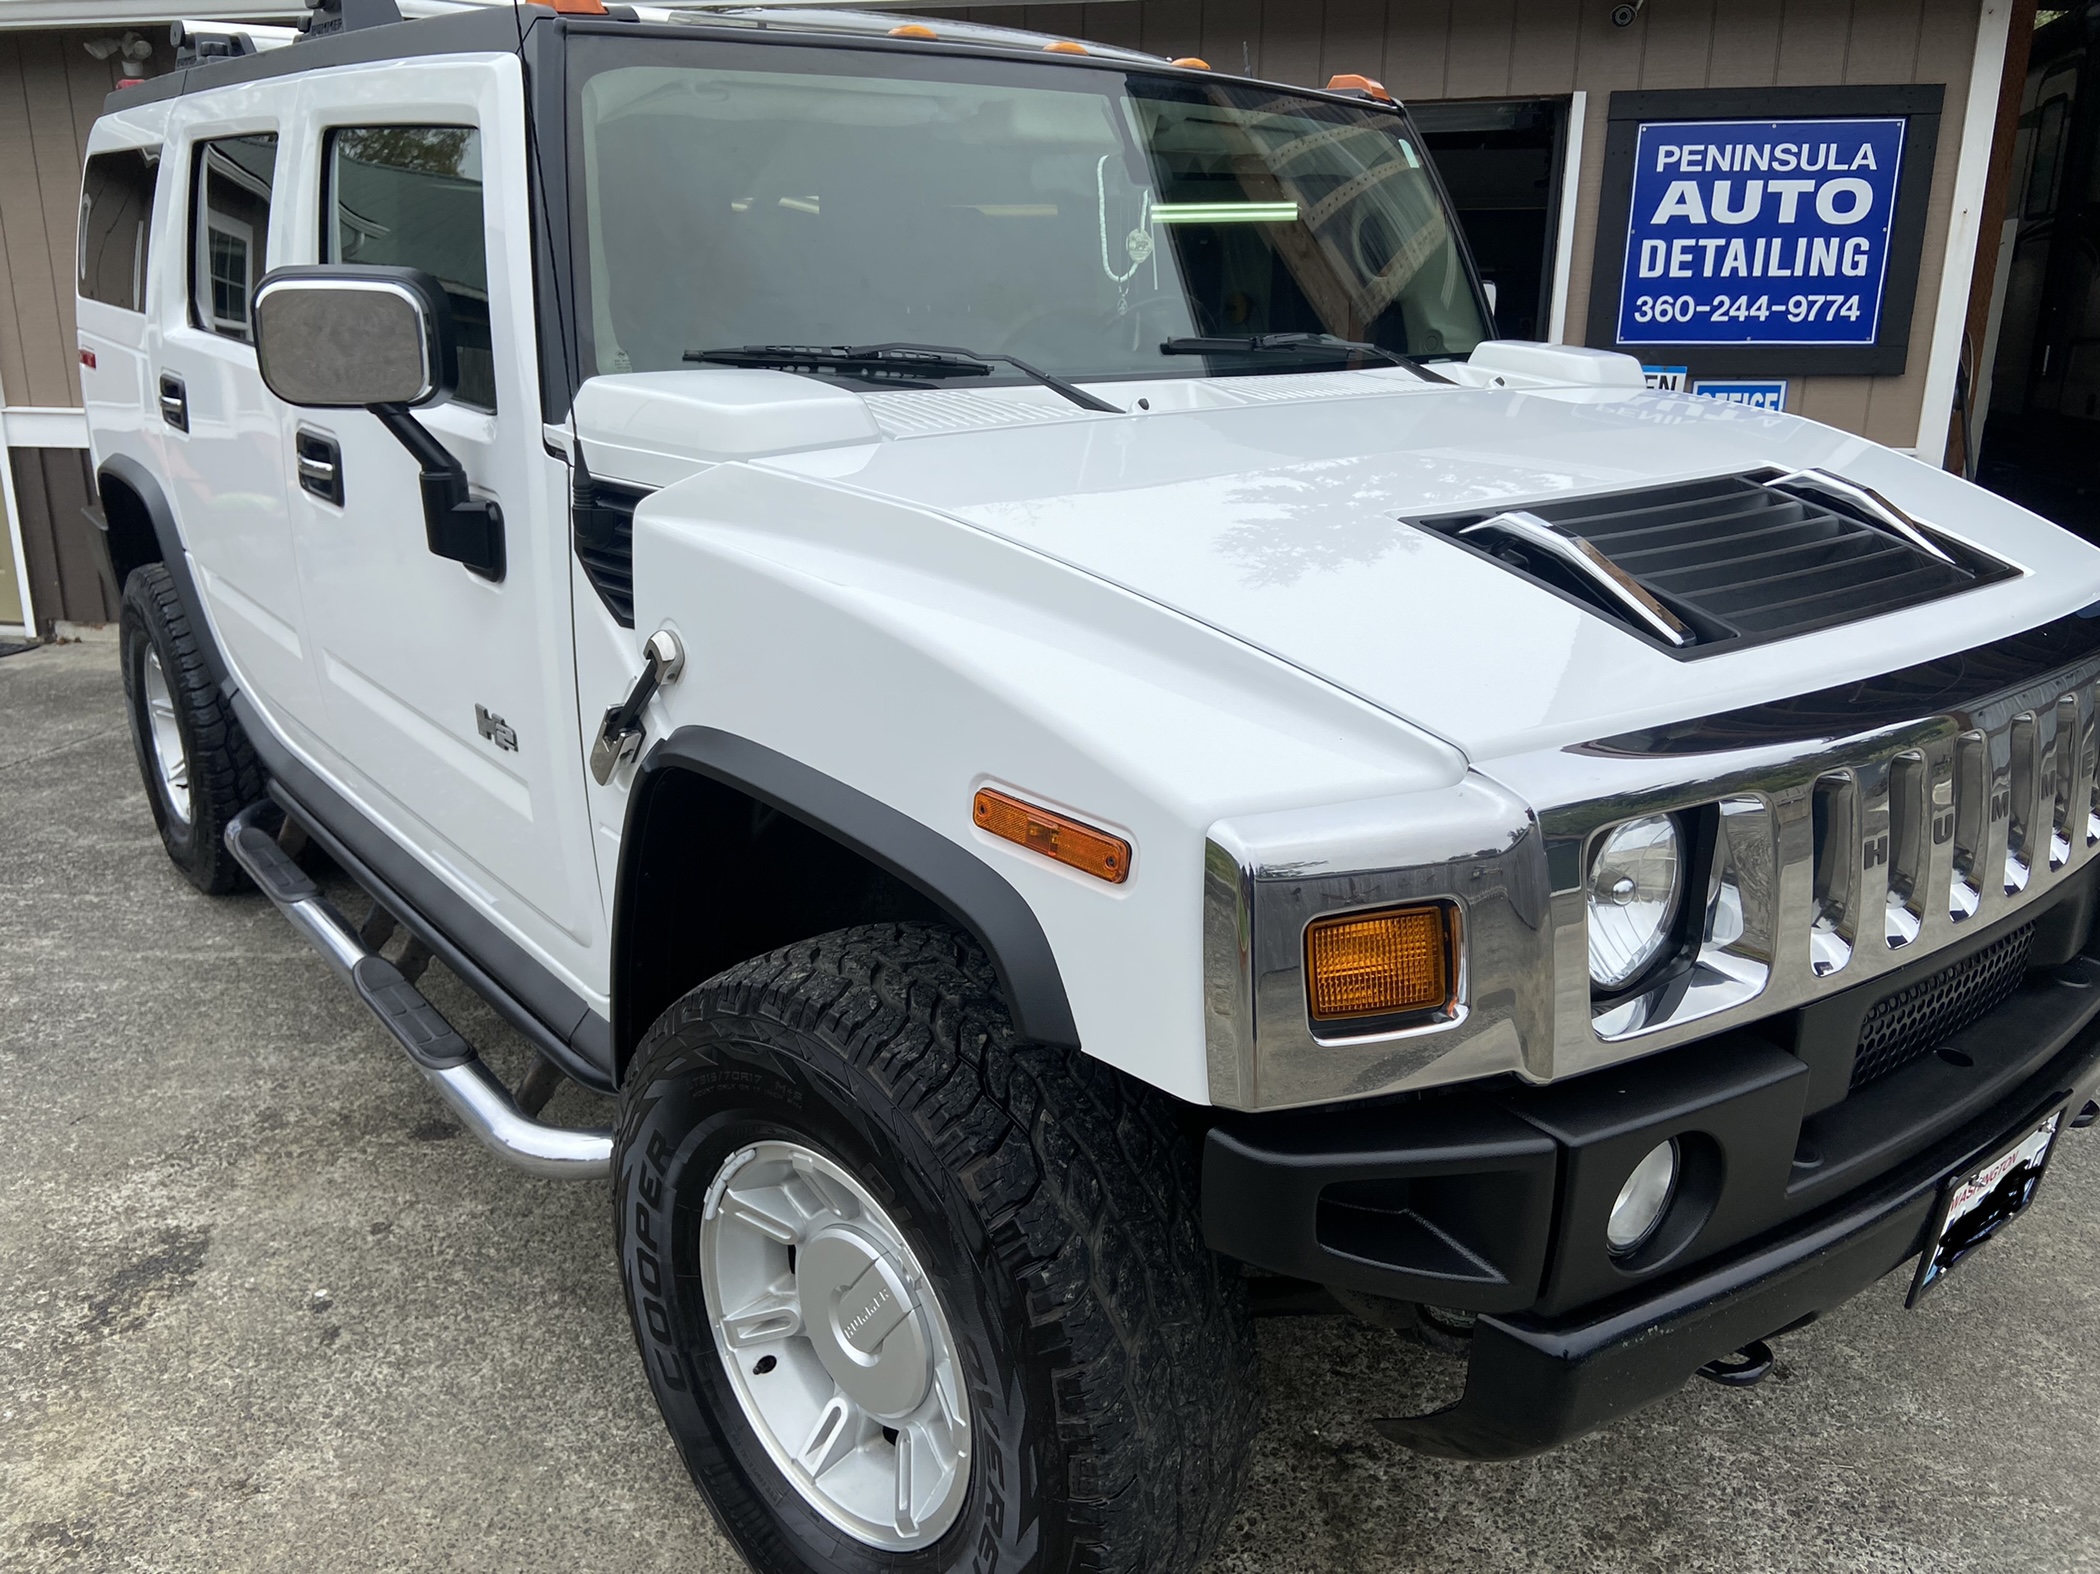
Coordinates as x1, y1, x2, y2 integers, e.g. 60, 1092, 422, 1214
1851, 924, 2035, 1090
1499, 639, 2100, 1083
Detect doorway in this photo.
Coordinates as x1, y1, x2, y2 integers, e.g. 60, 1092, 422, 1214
1977, 10, 2100, 532
1413, 97, 1574, 342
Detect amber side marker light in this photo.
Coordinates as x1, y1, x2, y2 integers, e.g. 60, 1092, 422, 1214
1044, 39, 1091, 54
973, 789, 1130, 884
1305, 904, 1454, 1022
889, 23, 938, 37
1171, 56, 1212, 69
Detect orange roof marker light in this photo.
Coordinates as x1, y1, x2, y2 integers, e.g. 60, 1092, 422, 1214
1304, 903, 1457, 1023
1043, 40, 1091, 55
1326, 72, 1394, 102
973, 789, 1131, 884
551, 0, 608, 14
888, 23, 938, 38
1171, 57, 1212, 69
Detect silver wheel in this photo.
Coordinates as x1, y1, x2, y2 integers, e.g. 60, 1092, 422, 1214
141, 647, 191, 826
701, 1140, 971, 1550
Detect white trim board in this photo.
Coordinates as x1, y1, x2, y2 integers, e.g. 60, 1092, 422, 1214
0, 407, 39, 636
1914, 0, 2016, 459
3, 407, 90, 448
1548, 91, 1587, 345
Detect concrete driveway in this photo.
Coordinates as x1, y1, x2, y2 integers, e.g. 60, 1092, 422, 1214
4, 639, 2097, 1574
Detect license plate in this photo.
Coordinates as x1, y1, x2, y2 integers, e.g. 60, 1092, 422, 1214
1908, 1106, 2066, 1306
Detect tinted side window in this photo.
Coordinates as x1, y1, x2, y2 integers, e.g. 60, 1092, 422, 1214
79, 147, 161, 312
326, 126, 494, 410
190, 134, 278, 342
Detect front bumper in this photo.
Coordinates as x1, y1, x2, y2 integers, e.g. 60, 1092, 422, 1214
1204, 910, 2100, 1459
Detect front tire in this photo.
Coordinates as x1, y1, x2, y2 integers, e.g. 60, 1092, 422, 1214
119, 563, 261, 894
614, 923, 1258, 1574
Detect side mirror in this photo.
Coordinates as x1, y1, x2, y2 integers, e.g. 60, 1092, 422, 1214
253, 265, 457, 409
251, 265, 501, 582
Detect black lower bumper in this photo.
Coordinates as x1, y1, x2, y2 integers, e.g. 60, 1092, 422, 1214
1378, 1023, 2100, 1458
1205, 923, 2100, 1460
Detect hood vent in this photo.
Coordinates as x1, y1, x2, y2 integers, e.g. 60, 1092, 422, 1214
1411, 470, 2018, 657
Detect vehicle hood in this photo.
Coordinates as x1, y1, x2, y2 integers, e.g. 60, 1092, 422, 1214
585, 368, 2100, 761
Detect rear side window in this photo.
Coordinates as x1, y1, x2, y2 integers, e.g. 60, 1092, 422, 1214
79, 147, 161, 312
326, 125, 495, 410
190, 133, 278, 342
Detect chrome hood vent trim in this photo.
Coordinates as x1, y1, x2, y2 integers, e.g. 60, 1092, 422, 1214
1413, 469, 2019, 658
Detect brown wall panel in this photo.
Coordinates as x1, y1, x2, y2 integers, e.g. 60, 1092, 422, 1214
9, 447, 105, 635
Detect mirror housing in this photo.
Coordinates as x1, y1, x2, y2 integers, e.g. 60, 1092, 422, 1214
252, 264, 500, 581
253, 265, 457, 410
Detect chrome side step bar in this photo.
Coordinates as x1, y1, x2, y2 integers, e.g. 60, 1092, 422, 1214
225, 804, 613, 1179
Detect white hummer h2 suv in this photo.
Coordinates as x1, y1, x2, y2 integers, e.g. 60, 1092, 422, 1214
80, 2, 2100, 1569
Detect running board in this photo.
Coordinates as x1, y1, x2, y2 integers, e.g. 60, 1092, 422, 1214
225, 803, 613, 1179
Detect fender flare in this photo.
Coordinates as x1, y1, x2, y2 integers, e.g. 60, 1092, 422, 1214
614, 726, 1081, 1065
96, 452, 229, 691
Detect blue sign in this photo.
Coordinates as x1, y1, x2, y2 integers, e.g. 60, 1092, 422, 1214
1642, 365, 1689, 392
1692, 378, 1787, 411
1616, 117, 1906, 347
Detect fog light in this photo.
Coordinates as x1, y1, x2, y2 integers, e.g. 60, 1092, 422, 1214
1607, 1138, 1679, 1254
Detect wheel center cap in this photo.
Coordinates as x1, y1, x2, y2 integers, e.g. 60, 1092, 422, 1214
798, 1225, 932, 1420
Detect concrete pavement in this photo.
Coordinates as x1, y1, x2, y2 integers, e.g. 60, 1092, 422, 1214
4, 639, 2097, 1574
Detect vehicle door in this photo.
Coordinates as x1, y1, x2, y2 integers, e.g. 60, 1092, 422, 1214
151, 101, 324, 731
279, 61, 603, 978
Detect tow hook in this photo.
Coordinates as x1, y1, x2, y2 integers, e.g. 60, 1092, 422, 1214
1696, 1339, 1775, 1387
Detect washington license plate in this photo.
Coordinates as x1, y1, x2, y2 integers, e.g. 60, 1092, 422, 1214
1908, 1107, 2065, 1306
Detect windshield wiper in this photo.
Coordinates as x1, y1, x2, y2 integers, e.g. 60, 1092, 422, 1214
1160, 332, 1451, 384
686, 342, 1121, 413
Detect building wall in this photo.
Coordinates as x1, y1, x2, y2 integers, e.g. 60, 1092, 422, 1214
941, 0, 1990, 449
0, 25, 168, 633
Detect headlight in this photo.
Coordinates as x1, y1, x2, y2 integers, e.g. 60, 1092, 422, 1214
1587, 814, 1683, 989
1607, 1138, 1679, 1254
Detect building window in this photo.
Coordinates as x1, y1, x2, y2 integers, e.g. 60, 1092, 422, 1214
326, 125, 495, 410
190, 133, 278, 343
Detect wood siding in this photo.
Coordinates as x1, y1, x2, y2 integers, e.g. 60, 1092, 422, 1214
0, 29, 171, 629
0, 28, 152, 411
11, 446, 107, 635
940, 0, 1990, 447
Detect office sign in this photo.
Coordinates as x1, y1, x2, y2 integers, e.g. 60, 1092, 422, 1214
1587, 87, 1942, 378
1692, 378, 1787, 411
1617, 118, 1904, 349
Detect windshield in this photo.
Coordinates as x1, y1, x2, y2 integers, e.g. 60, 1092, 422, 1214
567, 38, 1489, 385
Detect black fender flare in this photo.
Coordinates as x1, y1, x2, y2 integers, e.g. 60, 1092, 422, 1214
96, 452, 229, 691
613, 726, 1081, 1070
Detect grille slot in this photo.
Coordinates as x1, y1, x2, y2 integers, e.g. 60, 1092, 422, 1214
1415, 471, 2015, 655
573, 475, 647, 628
1850, 924, 2035, 1090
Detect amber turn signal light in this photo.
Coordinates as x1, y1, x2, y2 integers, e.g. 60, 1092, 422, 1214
1304, 904, 1454, 1022
973, 789, 1130, 884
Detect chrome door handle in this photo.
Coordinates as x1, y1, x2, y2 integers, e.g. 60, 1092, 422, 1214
296, 427, 343, 506
157, 372, 188, 432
